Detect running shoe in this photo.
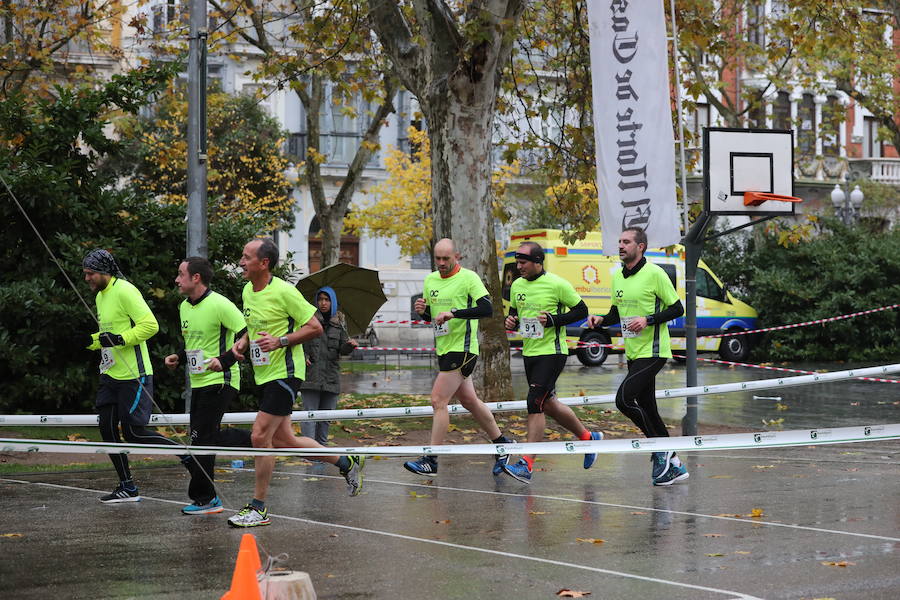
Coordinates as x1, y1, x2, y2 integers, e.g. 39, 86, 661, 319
502, 458, 533, 483
99, 484, 141, 503
227, 504, 270, 528
583, 431, 604, 469
492, 452, 510, 476
341, 455, 366, 496
651, 451, 672, 480
182, 496, 224, 515
404, 455, 438, 476
653, 463, 689, 486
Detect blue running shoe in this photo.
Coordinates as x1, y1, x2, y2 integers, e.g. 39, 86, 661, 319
492, 441, 514, 476
182, 496, 224, 515
404, 455, 437, 476
653, 462, 689, 486
502, 458, 532, 483
651, 451, 672, 481
583, 431, 603, 469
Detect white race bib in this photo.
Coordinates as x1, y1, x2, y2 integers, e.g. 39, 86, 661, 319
185, 349, 205, 374
249, 341, 271, 366
621, 317, 638, 338
433, 321, 450, 337
99, 348, 116, 373
520, 317, 544, 339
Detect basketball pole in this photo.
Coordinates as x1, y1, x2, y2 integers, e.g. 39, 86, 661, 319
681, 212, 712, 436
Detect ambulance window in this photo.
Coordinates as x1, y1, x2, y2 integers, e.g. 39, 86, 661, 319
697, 268, 725, 302
660, 264, 677, 290
501, 262, 519, 301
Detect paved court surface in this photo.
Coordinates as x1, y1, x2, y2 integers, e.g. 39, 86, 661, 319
2, 440, 899, 599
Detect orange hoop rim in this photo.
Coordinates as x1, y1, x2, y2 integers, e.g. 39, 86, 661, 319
743, 191, 803, 207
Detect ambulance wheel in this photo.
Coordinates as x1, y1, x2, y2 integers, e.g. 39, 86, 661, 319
718, 330, 750, 362
576, 331, 611, 366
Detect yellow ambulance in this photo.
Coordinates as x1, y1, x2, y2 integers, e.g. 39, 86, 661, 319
502, 229, 759, 366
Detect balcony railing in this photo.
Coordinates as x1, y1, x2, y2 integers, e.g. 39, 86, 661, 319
848, 158, 900, 186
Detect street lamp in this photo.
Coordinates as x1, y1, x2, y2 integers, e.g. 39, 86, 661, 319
830, 181, 864, 225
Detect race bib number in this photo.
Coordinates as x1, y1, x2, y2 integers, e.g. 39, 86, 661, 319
520, 317, 544, 338
621, 317, 638, 338
185, 349, 205, 374
99, 348, 116, 373
249, 341, 270, 366
433, 321, 450, 337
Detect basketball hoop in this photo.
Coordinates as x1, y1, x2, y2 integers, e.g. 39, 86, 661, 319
743, 191, 803, 207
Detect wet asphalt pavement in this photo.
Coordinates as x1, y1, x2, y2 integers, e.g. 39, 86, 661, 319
3, 440, 900, 600
2, 359, 899, 599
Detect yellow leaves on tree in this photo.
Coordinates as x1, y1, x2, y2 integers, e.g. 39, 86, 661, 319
119, 88, 293, 230
346, 127, 520, 257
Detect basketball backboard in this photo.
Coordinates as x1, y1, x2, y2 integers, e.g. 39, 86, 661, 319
703, 127, 795, 216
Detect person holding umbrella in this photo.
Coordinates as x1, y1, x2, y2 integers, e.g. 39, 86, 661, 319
299, 287, 358, 445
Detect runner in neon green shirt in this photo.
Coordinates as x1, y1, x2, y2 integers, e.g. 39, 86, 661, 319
82, 249, 193, 504
587, 227, 687, 486
221, 238, 365, 528
403, 239, 512, 477
164, 257, 249, 515
502, 241, 602, 483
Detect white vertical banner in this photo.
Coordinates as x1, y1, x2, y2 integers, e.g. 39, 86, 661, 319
587, 0, 681, 255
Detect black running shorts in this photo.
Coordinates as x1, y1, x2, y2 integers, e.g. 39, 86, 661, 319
437, 352, 478, 378
259, 378, 303, 416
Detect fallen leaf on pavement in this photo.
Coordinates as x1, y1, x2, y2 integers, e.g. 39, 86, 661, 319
556, 589, 591, 597
630, 511, 647, 515
821, 561, 854, 567
734, 551, 751, 555
0, 533, 23, 538
702, 533, 723, 537
748, 508, 764, 518
706, 553, 725, 557
409, 491, 430, 498
529, 511, 548, 515
434, 519, 451, 524
575, 538, 605, 544
303, 477, 322, 482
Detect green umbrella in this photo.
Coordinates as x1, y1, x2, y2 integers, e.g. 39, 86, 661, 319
296, 263, 388, 337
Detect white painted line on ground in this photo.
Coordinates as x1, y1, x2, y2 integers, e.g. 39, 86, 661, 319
267, 466, 900, 544
0, 477, 761, 600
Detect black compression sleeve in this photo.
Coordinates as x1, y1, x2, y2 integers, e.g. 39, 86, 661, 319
600, 305, 621, 326
235, 327, 248, 340
217, 350, 238, 370
452, 295, 492, 319
176, 349, 187, 364
649, 300, 684, 324
546, 300, 588, 328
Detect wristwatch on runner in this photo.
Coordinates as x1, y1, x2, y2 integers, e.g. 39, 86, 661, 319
279, 335, 290, 347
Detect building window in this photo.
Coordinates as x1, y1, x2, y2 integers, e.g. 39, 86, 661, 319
685, 103, 710, 144
746, 2, 765, 46
798, 93, 816, 156
863, 117, 883, 158
773, 91, 791, 131
821, 96, 840, 157
748, 99, 767, 128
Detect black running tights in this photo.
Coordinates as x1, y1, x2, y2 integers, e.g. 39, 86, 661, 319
615, 357, 669, 438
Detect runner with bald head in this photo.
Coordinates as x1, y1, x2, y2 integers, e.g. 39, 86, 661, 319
404, 238, 513, 476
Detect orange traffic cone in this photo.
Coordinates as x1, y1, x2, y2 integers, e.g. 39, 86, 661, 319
221, 533, 263, 600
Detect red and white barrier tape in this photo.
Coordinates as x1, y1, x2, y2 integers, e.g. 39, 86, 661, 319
702, 303, 900, 338
674, 354, 900, 384
370, 303, 899, 340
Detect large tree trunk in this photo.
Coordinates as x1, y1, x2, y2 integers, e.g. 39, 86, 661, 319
369, 0, 523, 404
423, 95, 512, 404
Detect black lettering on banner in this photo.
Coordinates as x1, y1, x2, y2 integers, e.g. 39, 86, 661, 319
608, 0, 653, 232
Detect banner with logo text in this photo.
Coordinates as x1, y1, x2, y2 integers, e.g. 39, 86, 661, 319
587, 0, 680, 255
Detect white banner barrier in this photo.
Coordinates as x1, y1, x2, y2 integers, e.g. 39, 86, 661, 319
1, 423, 898, 457
2, 363, 898, 427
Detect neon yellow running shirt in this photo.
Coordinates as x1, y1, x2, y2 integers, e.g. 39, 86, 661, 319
612, 262, 680, 359
94, 277, 158, 380
423, 267, 489, 356
179, 290, 246, 390
242, 277, 316, 385
509, 271, 581, 356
